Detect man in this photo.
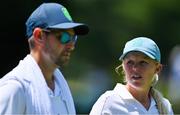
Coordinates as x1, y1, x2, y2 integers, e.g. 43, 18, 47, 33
0, 2, 89, 114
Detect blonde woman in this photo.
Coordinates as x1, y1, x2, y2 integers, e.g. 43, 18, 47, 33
90, 37, 173, 114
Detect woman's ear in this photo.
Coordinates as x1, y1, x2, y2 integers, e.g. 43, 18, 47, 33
156, 63, 162, 74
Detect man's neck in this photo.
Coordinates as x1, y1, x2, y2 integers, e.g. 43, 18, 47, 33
31, 52, 56, 91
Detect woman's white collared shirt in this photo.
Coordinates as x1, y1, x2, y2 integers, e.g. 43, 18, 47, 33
90, 83, 173, 115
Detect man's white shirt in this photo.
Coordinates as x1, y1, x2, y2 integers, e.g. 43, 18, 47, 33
0, 55, 75, 114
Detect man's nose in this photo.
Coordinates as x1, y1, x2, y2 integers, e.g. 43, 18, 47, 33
66, 42, 75, 51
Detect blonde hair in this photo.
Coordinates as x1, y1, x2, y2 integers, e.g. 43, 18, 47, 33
115, 64, 126, 84
151, 87, 169, 114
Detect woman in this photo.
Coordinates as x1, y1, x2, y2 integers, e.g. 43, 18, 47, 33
90, 37, 173, 114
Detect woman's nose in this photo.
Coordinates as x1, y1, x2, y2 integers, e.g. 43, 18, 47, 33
132, 63, 139, 71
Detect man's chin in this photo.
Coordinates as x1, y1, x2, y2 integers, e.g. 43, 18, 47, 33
56, 60, 69, 68
62, 61, 69, 67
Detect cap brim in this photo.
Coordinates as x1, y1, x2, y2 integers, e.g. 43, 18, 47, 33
119, 49, 156, 61
48, 22, 89, 35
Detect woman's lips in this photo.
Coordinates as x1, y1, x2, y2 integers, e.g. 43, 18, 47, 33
131, 75, 142, 80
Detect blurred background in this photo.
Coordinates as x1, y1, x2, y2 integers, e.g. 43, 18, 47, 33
0, 0, 180, 114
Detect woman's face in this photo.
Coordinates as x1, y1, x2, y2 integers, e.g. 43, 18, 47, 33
122, 52, 162, 91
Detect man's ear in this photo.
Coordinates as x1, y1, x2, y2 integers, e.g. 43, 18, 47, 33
33, 27, 42, 39
32, 28, 46, 48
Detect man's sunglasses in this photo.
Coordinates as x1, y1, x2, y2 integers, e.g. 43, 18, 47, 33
42, 29, 77, 44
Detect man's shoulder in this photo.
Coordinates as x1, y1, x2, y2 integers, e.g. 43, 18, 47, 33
0, 79, 25, 96
0, 67, 31, 93
0, 78, 26, 114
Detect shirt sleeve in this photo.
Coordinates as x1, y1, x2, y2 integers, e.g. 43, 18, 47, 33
90, 91, 116, 115
90, 91, 128, 115
90, 94, 108, 115
0, 79, 26, 114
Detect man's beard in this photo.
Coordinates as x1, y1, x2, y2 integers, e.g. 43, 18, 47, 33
54, 55, 70, 68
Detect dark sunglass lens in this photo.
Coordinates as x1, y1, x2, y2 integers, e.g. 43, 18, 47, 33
60, 32, 71, 44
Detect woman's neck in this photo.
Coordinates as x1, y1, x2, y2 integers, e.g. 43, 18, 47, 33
126, 85, 151, 110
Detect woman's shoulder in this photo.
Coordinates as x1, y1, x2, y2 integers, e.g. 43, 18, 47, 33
94, 84, 127, 107
162, 97, 171, 104
90, 85, 127, 115
162, 97, 174, 114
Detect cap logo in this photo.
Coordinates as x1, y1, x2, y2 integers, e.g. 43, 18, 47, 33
62, 7, 72, 21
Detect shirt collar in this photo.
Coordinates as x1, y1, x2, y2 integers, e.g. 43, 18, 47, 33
150, 96, 157, 109
113, 83, 134, 100
113, 83, 157, 111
